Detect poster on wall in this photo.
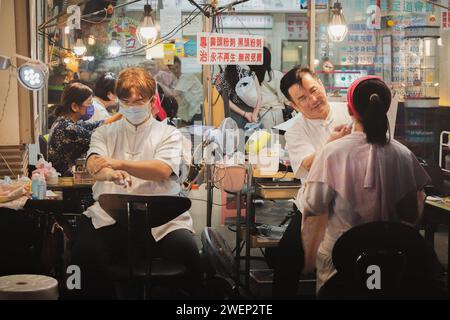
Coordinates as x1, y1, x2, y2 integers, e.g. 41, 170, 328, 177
286, 14, 308, 40
197, 33, 264, 65
108, 17, 139, 50
298, 0, 328, 10
163, 43, 175, 65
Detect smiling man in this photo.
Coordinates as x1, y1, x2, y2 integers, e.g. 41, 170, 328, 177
280, 66, 352, 180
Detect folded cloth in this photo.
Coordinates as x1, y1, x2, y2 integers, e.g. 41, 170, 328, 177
0, 196, 29, 211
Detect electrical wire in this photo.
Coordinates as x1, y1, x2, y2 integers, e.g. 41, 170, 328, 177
111, 7, 204, 58
39, 0, 142, 30
0, 67, 14, 127
81, 8, 109, 24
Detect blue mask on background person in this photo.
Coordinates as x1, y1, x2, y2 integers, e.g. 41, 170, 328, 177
80, 104, 95, 121
120, 103, 150, 125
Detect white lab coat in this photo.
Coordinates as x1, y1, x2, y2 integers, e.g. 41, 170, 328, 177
84, 117, 194, 241
284, 102, 352, 180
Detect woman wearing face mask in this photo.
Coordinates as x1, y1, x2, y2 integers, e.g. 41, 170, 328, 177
69, 67, 202, 299
48, 82, 121, 176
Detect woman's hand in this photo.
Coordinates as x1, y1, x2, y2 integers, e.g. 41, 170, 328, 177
244, 112, 254, 123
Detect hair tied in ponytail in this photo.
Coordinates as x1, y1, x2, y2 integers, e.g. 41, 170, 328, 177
369, 93, 379, 102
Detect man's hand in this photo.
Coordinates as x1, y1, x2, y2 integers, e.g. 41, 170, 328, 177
87, 155, 122, 175
327, 124, 351, 143
106, 170, 132, 188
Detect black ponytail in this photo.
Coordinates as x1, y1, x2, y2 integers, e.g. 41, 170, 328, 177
225, 65, 239, 92
353, 79, 391, 146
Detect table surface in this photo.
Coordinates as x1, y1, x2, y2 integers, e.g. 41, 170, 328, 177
252, 167, 296, 179
425, 198, 450, 212
47, 177, 94, 189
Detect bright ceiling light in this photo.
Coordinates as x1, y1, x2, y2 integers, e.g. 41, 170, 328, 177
137, 2, 158, 45
73, 29, 87, 56
328, 1, 348, 42
108, 31, 122, 56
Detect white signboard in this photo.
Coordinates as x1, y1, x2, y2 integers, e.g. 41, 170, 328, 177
197, 33, 264, 65
160, 8, 182, 39
182, 14, 203, 36
220, 15, 273, 29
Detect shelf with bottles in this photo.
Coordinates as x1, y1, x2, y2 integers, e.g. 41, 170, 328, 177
404, 27, 439, 109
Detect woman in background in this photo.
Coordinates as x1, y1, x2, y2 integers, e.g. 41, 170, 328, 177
249, 47, 289, 129
48, 82, 121, 176
214, 65, 261, 129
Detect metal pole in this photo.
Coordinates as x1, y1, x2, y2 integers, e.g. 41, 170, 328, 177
202, 2, 216, 227
308, 0, 316, 69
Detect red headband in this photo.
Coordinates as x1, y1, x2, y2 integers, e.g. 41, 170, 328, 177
346, 76, 382, 121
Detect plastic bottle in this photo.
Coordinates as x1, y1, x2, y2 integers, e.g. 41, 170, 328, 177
31, 173, 40, 200
37, 172, 47, 200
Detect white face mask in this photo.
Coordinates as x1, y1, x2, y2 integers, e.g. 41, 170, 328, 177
120, 103, 150, 125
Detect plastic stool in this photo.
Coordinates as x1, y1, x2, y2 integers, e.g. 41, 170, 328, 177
0, 274, 58, 300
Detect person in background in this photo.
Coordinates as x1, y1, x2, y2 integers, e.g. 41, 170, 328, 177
155, 57, 203, 125
214, 65, 261, 129
48, 82, 121, 176
249, 47, 289, 129
296, 76, 431, 293
90, 72, 119, 122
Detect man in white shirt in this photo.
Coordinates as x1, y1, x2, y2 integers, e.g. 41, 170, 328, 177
70, 68, 202, 299
280, 67, 353, 180
156, 57, 203, 124
88, 72, 119, 123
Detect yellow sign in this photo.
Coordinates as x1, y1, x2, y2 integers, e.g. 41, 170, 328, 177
175, 41, 185, 57
163, 43, 175, 65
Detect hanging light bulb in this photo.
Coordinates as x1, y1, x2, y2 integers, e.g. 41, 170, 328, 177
108, 31, 122, 56
88, 35, 96, 45
327, 1, 348, 42
138, 2, 158, 45
73, 29, 87, 56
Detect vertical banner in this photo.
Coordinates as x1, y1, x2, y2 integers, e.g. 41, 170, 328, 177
443, 1, 450, 30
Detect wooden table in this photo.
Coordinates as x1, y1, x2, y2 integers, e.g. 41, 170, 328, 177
423, 198, 450, 291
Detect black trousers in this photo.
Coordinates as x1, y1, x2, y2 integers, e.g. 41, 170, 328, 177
69, 215, 202, 299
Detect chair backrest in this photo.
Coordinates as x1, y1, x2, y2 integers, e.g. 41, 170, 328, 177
331, 221, 430, 298
98, 194, 191, 228
201, 227, 236, 281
